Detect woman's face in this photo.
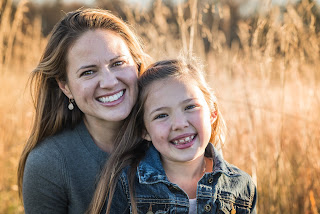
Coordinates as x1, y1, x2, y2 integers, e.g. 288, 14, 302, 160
59, 29, 138, 128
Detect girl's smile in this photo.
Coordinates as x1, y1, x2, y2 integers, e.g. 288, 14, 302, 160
170, 133, 196, 149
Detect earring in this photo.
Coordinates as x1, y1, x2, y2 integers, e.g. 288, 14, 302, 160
68, 98, 75, 110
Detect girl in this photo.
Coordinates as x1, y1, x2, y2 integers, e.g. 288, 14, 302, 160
18, 9, 149, 214
89, 59, 257, 214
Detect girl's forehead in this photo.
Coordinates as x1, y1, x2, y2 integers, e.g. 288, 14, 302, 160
143, 76, 201, 100
148, 75, 196, 89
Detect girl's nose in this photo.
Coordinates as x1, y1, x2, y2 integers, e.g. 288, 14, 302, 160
171, 114, 189, 131
99, 68, 118, 89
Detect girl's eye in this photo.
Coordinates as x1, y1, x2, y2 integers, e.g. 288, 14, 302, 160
185, 104, 197, 110
80, 70, 94, 77
112, 60, 125, 67
154, 114, 168, 120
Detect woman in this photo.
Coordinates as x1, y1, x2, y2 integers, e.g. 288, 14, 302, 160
17, 8, 149, 214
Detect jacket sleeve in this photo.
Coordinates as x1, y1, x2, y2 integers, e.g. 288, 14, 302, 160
23, 143, 68, 214
249, 182, 258, 214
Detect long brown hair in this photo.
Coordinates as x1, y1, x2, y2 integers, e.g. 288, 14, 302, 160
17, 8, 149, 198
88, 58, 226, 214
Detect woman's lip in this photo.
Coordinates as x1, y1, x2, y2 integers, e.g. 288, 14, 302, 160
97, 89, 126, 106
96, 89, 125, 99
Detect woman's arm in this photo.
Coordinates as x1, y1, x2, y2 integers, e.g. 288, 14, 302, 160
23, 144, 68, 214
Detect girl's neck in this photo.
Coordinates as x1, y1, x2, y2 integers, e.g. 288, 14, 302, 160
84, 117, 123, 153
162, 156, 212, 199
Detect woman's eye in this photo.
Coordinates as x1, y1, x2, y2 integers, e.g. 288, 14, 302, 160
80, 70, 94, 77
185, 104, 197, 110
154, 114, 168, 120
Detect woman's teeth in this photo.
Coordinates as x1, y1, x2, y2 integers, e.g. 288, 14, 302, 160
172, 135, 195, 145
98, 90, 124, 103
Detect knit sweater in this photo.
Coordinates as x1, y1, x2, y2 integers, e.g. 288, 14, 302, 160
23, 121, 109, 214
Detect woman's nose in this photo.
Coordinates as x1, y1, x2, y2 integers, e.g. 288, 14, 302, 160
99, 68, 118, 89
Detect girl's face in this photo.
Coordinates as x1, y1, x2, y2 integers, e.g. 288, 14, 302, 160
58, 29, 138, 128
143, 77, 215, 164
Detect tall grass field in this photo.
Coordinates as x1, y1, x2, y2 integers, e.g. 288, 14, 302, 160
1, 0, 319, 213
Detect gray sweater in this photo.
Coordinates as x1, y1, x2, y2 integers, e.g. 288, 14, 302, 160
23, 121, 109, 214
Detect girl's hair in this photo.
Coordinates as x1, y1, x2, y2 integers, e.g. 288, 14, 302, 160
88, 58, 226, 214
17, 8, 149, 198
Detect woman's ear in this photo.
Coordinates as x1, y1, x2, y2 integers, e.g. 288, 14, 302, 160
57, 79, 73, 99
210, 110, 218, 124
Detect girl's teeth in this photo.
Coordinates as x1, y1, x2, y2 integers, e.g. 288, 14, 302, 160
98, 90, 124, 103
172, 135, 195, 145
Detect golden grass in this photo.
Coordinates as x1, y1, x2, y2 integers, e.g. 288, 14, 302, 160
1, 0, 319, 213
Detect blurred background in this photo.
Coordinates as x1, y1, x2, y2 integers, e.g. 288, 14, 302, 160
1, 0, 320, 213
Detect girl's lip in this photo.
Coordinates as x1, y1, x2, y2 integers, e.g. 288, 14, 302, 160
171, 135, 197, 149
170, 133, 196, 142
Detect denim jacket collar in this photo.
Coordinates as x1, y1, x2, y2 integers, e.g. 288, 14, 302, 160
137, 144, 240, 185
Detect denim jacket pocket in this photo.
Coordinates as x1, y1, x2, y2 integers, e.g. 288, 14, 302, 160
216, 192, 251, 214
135, 199, 170, 214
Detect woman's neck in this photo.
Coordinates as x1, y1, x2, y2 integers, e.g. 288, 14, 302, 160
83, 117, 123, 153
162, 156, 212, 199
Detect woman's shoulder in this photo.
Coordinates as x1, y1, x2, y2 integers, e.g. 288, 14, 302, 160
25, 132, 72, 177
26, 122, 88, 171
30, 121, 88, 155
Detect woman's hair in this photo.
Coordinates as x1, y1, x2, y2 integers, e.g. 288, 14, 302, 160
88, 58, 226, 214
17, 8, 149, 197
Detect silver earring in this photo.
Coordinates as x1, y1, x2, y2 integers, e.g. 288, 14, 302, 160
68, 98, 74, 110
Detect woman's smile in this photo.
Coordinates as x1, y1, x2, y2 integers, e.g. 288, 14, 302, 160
97, 89, 125, 104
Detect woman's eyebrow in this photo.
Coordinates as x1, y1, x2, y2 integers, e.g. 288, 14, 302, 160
77, 64, 97, 72
76, 55, 128, 73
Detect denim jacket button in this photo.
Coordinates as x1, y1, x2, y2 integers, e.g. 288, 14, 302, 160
204, 204, 211, 212
208, 177, 214, 183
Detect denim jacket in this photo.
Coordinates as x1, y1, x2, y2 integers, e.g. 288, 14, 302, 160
107, 144, 257, 214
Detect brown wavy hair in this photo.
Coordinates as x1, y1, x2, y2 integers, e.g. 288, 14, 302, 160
88, 58, 226, 214
17, 8, 149, 198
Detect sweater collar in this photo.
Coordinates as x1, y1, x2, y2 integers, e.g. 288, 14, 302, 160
76, 120, 109, 166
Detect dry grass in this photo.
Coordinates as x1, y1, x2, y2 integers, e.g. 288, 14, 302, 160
1, 0, 319, 213
0, 0, 45, 213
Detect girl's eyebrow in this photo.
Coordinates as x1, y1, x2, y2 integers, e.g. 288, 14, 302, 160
149, 106, 167, 116
148, 98, 199, 115
182, 98, 196, 104
109, 55, 127, 63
